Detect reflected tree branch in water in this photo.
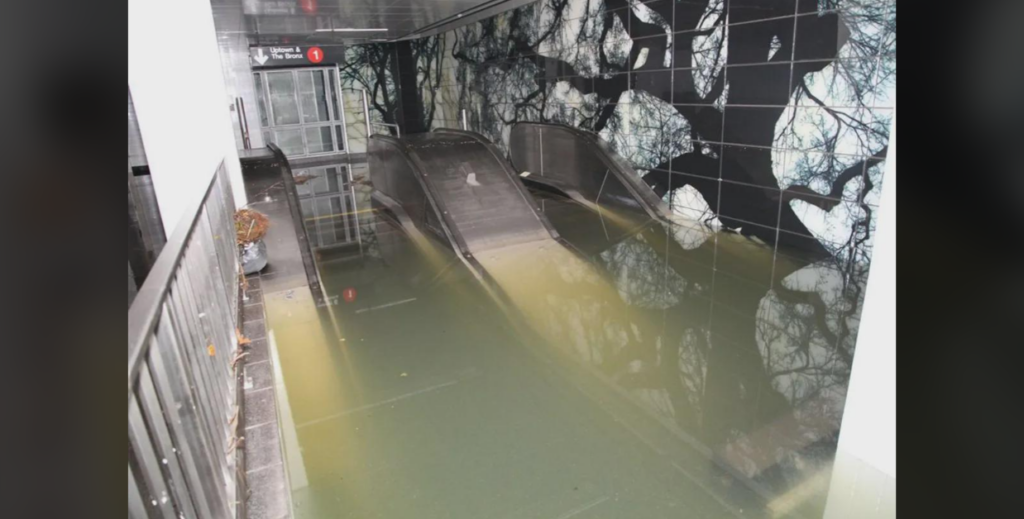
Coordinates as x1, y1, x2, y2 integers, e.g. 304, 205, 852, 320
773, 286, 848, 365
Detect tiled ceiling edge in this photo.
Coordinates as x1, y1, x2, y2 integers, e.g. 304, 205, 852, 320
395, 0, 538, 41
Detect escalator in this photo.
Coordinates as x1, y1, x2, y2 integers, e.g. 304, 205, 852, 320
369, 129, 564, 278
370, 124, 682, 266
269, 117, 859, 518
363, 129, 794, 517
370, 125, 798, 315
509, 122, 675, 229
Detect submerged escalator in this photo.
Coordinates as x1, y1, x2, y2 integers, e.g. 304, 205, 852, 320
363, 128, 811, 518
509, 122, 674, 227
369, 129, 565, 277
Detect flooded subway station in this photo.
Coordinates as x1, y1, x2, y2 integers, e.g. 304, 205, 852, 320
238, 125, 872, 519
128, 1, 895, 518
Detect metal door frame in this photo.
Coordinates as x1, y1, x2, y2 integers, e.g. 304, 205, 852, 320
254, 66, 350, 157
295, 164, 363, 252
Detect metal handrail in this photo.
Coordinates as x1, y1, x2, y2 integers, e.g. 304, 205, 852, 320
127, 163, 240, 519
362, 88, 401, 138
128, 166, 227, 397
509, 122, 675, 224
268, 144, 326, 305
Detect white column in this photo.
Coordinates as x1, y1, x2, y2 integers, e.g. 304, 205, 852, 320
128, 0, 247, 233
212, 0, 265, 150
824, 115, 897, 518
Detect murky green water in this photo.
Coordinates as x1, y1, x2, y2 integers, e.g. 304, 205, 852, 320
266, 175, 865, 519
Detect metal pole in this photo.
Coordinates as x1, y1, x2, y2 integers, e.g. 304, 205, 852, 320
461, 109, 469, 131
269, 144, 326, 306
235, 98, 249, 150
336, 66, 351, 154
239, 98, 252, 149
361, 88, 373, 142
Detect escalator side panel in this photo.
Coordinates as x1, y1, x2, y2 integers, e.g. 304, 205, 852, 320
369, 137, 430, 234
510, 125, 606, 202
509, 123, 673, 227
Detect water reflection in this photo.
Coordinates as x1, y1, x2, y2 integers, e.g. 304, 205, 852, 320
269, 185, 865, 518
477, 198, 864, 516
294, 164, 364, 253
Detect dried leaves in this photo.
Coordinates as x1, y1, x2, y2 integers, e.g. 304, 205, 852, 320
236, 328, 252, 347
235, 209, 270, 245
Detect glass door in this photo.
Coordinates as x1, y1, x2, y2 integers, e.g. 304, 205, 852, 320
254, 68, 349, 157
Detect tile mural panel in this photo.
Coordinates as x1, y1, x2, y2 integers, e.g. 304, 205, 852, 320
334, 43, 403, 154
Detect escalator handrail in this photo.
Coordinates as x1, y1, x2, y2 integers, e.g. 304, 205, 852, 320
267, 144, 325, 303
510, 122, 673, 224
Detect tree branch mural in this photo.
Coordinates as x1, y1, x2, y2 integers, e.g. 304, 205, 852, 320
354, 0, 895, 512
337, 43, 401, 130
406, 0, 893, 264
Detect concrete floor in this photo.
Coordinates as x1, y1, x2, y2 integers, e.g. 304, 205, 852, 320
239, 157, 309, 519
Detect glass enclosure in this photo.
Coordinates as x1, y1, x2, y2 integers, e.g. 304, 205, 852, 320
254, 68, 348, 157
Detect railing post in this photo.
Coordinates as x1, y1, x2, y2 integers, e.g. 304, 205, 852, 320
235, 98, 250, 150
336, 66, 351, 154
361, 88, 373, 141
128, 162, 241, 519
363, 88, 401, 139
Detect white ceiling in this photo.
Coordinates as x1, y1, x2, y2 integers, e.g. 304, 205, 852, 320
219, 0, 534, 44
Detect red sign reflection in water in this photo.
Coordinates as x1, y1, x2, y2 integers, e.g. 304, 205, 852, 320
343, 288, 357, 304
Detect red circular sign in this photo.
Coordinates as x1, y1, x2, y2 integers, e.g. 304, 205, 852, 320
307, 47, 325, 64
343, 288, 357, 303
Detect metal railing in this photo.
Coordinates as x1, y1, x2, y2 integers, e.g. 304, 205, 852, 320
362, 88, 401, 138
268, 144, 326, 306
128, 163, 241, 519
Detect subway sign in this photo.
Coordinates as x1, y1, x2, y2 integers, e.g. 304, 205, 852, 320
249, 45, 345, 67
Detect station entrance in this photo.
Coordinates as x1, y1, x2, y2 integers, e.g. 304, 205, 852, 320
253, 67, 349, 158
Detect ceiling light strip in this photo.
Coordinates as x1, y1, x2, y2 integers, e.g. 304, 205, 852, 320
315, 28, 389, 33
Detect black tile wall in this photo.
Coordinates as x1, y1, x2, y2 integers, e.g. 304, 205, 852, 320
631, 35, 674, 70
363, 0, 894, 269
731, 0, 798, 22
722, 107, 789, 146
632, 70, 673, 100
717, 181, 783, 230
671, 69, 715, 105
728, 17, 797, 65
675, 1, 718, 31
794, 11, 846, 62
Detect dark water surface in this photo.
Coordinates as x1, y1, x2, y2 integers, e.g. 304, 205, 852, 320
261, 164, 866, 519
